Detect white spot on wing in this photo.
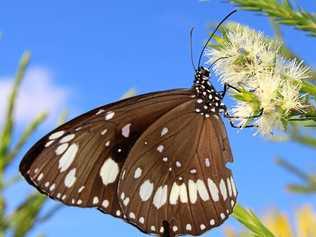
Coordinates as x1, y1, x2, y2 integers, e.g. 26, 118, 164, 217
55, 143, 69, 155
99, 158, 120, 186
186, 224, 192, 231
188, 180, 197, 204
161, 127, 168, 136
205, 158, 211, 167
105, 111, 115, 120
101, 129, 108, 135
157, 145, 164, 153
93, 197, 99, 204
219, 179, 228, 201
230, 176, 237, 197
96, 109, 104, 115
210, 219, 215, 225
196, 179, 210, 201
129, 212, 135, 219
45, 140, 54, 147
37, 173, 44, 181
190, 168, 197, 174
134, 167, 142, 179
121, 169, 126, 180
58, 143, 79, 172
169, 182, 188, 205
105, 140, 111, 147
59, 134, 75, 143
49, 183, 56, 191
123, 197, 130, 206
227, 177, 233, 197
78, 186, 85, 193
139, 217, 144, 224
153, 185, 168, 209
49, 131, 65, 140
102, 200, 109, 208
139, 180, 154, 201
207, 178, 219, 202
64, 168, 77, 188
122, 123, 131, 138
200, 224, 206, 230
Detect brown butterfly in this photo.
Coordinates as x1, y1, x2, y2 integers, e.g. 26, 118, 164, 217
19, 10, 259, 236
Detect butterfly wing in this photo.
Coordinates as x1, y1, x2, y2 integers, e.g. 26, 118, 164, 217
19, 89, 193, 218
117, 100, 237, 235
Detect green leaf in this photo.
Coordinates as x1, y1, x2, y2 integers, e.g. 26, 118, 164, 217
291, 133, 316, 148
301, 81, 316, 97
287, 184, 316, 194
233, 204, 276, 237
9, 193, 46, 237
0, 52, 31, 164
3, 112, 47, 170
229, 0, 316, 36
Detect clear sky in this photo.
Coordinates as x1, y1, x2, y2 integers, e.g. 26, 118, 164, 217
0, 1, 315, 236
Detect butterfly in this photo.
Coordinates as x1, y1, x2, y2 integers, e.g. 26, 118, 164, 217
19, 10, 254, 237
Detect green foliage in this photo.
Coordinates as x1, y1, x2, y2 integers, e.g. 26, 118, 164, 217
0, 52, 59, 237
232, 204, 276, 237
276, 158, 316, 194
230, 0, 316, 36
217, 0, 316, 235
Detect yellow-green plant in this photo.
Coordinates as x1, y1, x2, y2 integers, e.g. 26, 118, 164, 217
225, 205, 316, 237
203, 0, 316, 235
0, 52, 60, 237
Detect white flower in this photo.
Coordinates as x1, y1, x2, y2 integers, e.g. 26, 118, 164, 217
256, 112, 284, 136
205, 23, 311, 137
230, 102, 255, 127
275, 56, 310, 82
206, 23, 280, 88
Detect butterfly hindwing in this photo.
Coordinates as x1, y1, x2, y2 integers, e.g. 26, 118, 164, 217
19, 89, 192, 218
117, 100, 237, 235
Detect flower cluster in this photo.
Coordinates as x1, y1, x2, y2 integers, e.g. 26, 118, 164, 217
206, 23, 310, 136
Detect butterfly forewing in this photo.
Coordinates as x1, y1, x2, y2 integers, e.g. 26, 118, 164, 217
19, 89, 192, 218
117, 100, 237, 235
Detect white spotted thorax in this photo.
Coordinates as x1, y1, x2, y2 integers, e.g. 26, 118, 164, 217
193, 67, 225, 117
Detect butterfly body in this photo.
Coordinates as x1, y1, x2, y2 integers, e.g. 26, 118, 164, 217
193, 67, 226, 118
20, 67, 237, 236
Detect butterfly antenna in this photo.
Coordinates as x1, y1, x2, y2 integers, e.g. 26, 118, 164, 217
190, 27, 197, 71
197, 9, 237, 68
207, 56, 230, 70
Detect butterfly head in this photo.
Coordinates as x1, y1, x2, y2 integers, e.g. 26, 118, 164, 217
195, 66, 210, 82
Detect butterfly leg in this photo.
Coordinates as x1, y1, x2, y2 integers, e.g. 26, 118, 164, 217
224, 108, 264, 120
220, 83, 240, 97
223, 107, 263, 128
229, 120, 257, 128
220, 83, 257, 97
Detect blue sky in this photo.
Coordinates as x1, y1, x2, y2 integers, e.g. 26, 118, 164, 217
0, 1, 315, 236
